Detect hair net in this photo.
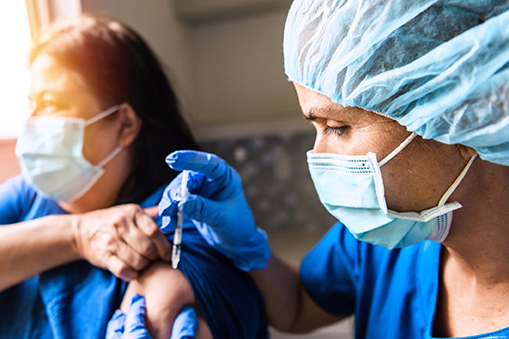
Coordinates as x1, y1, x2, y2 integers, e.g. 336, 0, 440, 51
284, 0, 509, 165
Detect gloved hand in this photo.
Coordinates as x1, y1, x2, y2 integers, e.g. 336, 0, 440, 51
158, 150, 271, 271
106, 294, 151, 339
106, 295, 199, 339
170, 306, 199, 339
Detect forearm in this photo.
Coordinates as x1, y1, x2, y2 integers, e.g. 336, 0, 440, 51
249, 254, 302, 331
249, 254, 344, 333
0, 215, 78, 291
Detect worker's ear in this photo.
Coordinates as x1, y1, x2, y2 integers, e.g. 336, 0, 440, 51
116, 103, 142, 147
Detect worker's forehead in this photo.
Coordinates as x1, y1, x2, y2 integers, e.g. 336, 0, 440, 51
293, 82, 392, 124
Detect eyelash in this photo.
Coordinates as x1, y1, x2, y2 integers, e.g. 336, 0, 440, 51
324, 125, 348, 137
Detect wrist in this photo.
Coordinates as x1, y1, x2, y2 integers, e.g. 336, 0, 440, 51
62, 214, 83, 261
231, 228, 272, 271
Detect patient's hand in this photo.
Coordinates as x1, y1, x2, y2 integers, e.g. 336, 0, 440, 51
120, 261, 212, 339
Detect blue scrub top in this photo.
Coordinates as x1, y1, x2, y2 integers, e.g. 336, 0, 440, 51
0, 176, 268, 339
0, 176, 146, 338
300, 222, 509, 339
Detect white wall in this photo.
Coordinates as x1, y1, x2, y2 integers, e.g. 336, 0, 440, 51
81, 0, 196, 116
80, 0, 308, 140
190, 9, 301, 125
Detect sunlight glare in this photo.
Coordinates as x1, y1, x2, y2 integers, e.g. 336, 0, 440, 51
0, 2, 31, 137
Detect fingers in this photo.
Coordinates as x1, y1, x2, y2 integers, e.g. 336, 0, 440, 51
134, 209, 172, 262
159, 215, 176, 235
170, 306, 199, 339
105, 252, 138, 281
108, 206, 170, 278
166, 150, 231, 180
179, 195, 223, 227
158, 181, 180, 216
106, 309, 126, 339
124, 294, 149, 336
75, 204, 171, 280
158, 171, 206, 234
115, 237, 151, 271
143, 206, 159, 218
106, 295, 151, 339
119, 219, 157, 262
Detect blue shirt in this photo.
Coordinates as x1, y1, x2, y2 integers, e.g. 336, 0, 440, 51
300, 222, 509, 339
0, 176, 268, 338
0, 176, 149, 338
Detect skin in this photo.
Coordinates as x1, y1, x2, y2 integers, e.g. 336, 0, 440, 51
29, 54, 137, 213
250, 83, 509, 337
25, 54, 211, 338
121, 262, 213, 339
0, 54, 172, 292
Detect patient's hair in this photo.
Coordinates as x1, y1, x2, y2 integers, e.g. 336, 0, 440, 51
29, 14, 199, 203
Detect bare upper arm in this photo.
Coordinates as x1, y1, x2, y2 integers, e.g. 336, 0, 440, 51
121, 261, 212, 339
291, 284, 345, 333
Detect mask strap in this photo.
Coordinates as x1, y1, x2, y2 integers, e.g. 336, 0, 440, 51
438, 154, 477, 206
97, 146, 123, 168
378, 132, 417, 167
85, 105, 121, 126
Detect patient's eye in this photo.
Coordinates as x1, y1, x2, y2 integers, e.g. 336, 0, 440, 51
32, 96, 68, 116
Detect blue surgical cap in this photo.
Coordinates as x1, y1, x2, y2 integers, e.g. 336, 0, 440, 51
284, 0, 509, 165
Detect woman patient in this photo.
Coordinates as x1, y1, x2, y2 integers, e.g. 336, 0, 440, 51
0, 14, 267, 338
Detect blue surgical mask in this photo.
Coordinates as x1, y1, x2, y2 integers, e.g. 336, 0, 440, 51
15, 105, 122, 203
307, 133, 476, 249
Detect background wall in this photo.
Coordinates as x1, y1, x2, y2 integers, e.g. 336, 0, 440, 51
81, 0, 195, 113
81, 0, 306, 137
0, 139, 20, 184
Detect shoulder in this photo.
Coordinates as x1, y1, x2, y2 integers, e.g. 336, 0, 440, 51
299, 222, 438, 316
0, 175, 36, 223
0, 175, 65, 223
0, 175, 34, 196
301, 222, 433, 277
299, 222, 362, 316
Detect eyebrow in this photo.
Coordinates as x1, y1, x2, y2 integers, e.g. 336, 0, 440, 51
303, 105, 337, 121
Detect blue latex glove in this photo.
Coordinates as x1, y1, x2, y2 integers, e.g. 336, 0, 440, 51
170, 306, 199, 339
158, 150, 271, 271
106, 296, 199, 339
106, 294, 151, 339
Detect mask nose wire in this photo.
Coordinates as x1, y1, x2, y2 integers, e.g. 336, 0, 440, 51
84, 105, 121, 126
378, 132, 417, 167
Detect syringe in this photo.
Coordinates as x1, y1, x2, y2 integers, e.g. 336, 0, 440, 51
171, 170, 189, 269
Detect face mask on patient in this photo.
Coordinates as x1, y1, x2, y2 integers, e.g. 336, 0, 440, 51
15, 105, 122, 203
307, 133, 476, 249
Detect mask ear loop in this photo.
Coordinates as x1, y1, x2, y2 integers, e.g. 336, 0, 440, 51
97, 146, 123, 168
86, 105, 123, 168
85, 105, 121, 126
378, 132, 417, 167
438, 154, 477, 206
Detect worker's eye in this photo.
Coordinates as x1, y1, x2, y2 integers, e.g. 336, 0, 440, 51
324, 125, 348, 137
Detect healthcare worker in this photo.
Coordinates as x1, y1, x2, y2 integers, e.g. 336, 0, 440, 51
157, 0, 509, 338
0, 14, 268, 339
